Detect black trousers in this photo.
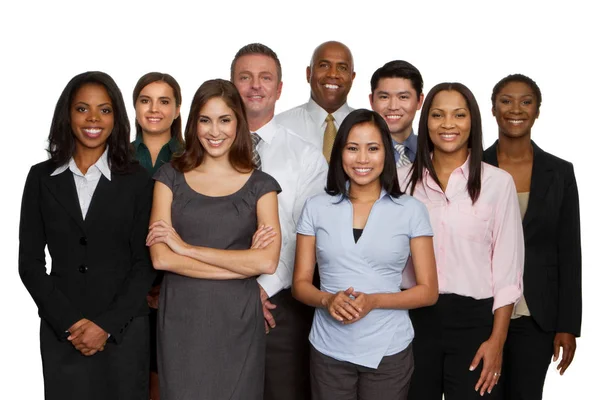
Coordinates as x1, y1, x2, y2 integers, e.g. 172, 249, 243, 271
499, 316, 554, 400
310, 343, 414, 400
408, 294, 498, 400
264, 288, 313, 400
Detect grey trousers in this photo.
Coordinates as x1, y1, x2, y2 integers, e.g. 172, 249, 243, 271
310, 343, 414, 400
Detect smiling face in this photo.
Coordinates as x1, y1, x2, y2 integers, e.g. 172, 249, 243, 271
232, 54, 282, 125
370, 77, 424, 142
135, 81, 180, 137
342, 122, 385, 191
307, 42, 355, 114
196, 97, 237, 160
493, 80, 539, 139
70, 83, 114, 156
428, 90, 471, 157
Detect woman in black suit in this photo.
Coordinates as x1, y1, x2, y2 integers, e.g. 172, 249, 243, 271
19, 71, 156, 399
483, 74, 582, 400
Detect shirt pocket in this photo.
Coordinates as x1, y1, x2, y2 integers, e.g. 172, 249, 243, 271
455, 201, 493, 243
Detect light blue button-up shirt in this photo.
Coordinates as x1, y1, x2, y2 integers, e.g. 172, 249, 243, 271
297, 189, 433, 368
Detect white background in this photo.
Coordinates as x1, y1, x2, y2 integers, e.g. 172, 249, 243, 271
1, 0, 597, 397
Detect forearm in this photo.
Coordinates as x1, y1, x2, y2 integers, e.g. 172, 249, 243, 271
370, 284, 438, 310
151, 244, 248, 280
488, 304, 513, 345
292, 279, 330, 309
181, 244, 278, 276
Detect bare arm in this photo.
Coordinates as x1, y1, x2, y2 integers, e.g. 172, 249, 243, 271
174, 191, 281, 276
148, 181, 247, 279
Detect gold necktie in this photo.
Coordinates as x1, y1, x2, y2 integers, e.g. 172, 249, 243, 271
322, 114, 336, 163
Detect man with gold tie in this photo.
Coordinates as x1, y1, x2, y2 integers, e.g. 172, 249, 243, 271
369, 60, 424, 167
276, 41, 356, 163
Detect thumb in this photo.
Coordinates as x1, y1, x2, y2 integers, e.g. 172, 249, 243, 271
344, 287, 354, 296
469, 348, 484, 371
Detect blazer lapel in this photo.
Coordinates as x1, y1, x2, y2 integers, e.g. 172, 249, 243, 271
522, 141, 554, 230
84, 174, 118, 229
43, 169, 85, 231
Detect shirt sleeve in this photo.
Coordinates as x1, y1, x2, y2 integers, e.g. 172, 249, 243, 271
409, 198, 434, 238
296, 196, 317, 236
490, 176, 524, 312
153, 163, 176, 190
257, 149, 327, 297
556, 162, 582, 336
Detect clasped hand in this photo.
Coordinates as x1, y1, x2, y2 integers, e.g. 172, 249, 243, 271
67, 318, 108, 356
146, 220, 189, 254
323, 287, 374, 324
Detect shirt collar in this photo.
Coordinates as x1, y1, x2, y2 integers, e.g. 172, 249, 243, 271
330, 183, 396, 204
51, 146, 112, 181
306, 97, 352, 126
424, 152, 471, 186
403, 131, 418, 155
133, 134, 181, 153
254, 118, 278, 145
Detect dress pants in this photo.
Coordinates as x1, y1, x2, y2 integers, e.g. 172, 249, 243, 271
408, 294, 498, 400
310, 343, 413, 400
264, 288, 313, 400
499, 316, 554, 400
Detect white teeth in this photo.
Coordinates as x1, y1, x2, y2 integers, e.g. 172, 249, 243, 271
508, 119, 524, 124
208, 139, 224, 144
387, 115, 402, 120
147, 117, 161, 122
354, 168, 371, 173
84, 128, 101, 134
441, 134, 456, 139
324, 84, 339, 90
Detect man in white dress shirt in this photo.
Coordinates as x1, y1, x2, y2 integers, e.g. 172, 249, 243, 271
231, 43, 328, 400
276, 41, 355, 162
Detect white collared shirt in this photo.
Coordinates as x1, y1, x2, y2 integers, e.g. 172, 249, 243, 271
51, 147, 111, 219
276, 97, 353, 150
254, 119, 328, 297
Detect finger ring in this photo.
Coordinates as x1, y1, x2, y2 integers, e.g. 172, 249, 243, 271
494, 372, 500, 377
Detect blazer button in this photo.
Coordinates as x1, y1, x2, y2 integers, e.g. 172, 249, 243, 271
80, 237, 87, 245
78, 265, 88, 273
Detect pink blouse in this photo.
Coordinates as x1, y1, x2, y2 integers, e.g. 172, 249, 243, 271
398, 159, 523, 312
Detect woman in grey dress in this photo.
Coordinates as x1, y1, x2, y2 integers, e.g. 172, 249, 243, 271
146, 79, 282, 400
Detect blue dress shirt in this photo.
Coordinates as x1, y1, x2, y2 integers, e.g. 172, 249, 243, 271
392, 131, 418, 163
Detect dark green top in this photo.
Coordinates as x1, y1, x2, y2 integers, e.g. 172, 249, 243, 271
132, 135, 182, 176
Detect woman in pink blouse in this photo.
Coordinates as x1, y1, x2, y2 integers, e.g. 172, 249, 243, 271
397, 82, 524, 400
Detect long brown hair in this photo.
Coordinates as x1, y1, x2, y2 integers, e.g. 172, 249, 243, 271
172, 79, 253, 173
132, 72, 183, 145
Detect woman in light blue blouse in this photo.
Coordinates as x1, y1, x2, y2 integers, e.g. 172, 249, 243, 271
292, 109, 438, 400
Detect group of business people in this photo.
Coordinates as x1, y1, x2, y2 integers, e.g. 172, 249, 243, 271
19, 40, 581, 400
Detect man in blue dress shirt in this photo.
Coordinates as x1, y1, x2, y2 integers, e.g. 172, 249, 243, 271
369, 60, 424, 167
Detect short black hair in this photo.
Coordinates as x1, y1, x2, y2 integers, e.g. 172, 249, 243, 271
491, 73, 542, 112
47, 71, 134, 173
370, 60, 423, 96
326, 109, 403, 199
231, 43, 282, 82
408, 82, 483, 203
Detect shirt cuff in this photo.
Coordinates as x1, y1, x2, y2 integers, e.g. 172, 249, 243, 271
257, 274, 286, 298
492, 284, 522, 312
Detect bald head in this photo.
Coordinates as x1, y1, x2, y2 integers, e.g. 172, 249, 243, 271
306, 41, 356, 114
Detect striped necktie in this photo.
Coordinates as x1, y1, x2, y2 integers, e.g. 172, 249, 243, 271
322, 114, 336, 163
394, 143, 411, 167
251, 132, 262, 170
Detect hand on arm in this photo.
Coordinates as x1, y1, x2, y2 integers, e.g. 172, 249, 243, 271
147, 181, 249, 279
470, 303, 513, 396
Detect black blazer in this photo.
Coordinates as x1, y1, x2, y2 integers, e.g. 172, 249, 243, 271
19, 160, 156, 343
483, 141, 582, 336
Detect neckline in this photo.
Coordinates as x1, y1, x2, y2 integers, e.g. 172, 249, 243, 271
182, 169, 256, 199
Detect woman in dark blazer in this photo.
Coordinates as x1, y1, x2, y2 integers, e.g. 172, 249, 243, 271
19, 71, 156, 399
483, 73, 582, 400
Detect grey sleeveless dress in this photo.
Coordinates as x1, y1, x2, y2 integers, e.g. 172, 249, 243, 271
154, 164, 281, 400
